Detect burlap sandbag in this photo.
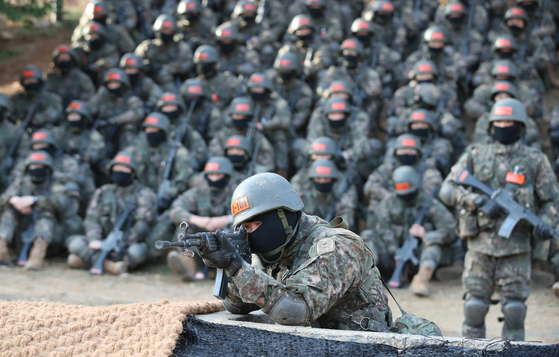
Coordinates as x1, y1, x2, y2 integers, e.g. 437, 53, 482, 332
0, 299, 224, 357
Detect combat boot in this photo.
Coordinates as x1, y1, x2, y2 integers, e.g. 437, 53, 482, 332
24, 238, 48, 270
0, 238, 10, 265
531, 262, 555, 286
410, 265, 434, 297
67, 254, 85, 269
553, 282, 559, 299
167, 250, 196, 282
103, 259, 128, 275
435, 262, 464, 281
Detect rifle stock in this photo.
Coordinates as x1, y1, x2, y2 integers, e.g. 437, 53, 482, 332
16, 209, 39, 266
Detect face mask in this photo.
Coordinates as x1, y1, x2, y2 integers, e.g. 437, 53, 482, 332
185, 13, 200, 22
112, 171, 133, 187
357, 34, 371, 45
250, 90, 266, 102
107, 85, 124, 97
343, 55, 359, 69
508, 25, 524, 36
497, 51, 514, 59
314, 180, 333, 193
241, 15, 256, 24
297, 33, 313, 43
29, 166, 48, 184
428, 46, 443, 54
196, 63, 216, 78
278, 71, 294, 83
328, 117, 347, 130
219, 42, 236, 53
448, 16, 464, 26
399, 190, 418, 203
521, 3, 536, 13
410, 128, 429, 139
233, 116, 251, 130
248, 210, 301, 264
413, 98, 435, 111
88, 38, 104, 50
68, 118, 84, 133
158, 32, 175, 44
184, 97, 204, 109
39, 145, 56, 158
56, 60, 74, 74
163, 109, 180, 120
227, 154, 247, 169
128, 72, 140, 85
146, 131, 166, 147
416, 78, 433, 84
396, 153, 417, 165
94, 15, 107, 24
205, 175, 228, 190
374, 13, 390, 24
24, 82, 41, 93
492, 123, 520, 145
308, 7, 324, 18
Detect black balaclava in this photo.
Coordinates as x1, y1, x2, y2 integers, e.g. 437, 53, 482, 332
343, 54, 359, 69
183, 96, 204, 109
410, 127, 429, 140
508, 24, 524, 36
158, 32, 175, 44
413, 97, 435, 111
427, 45, 443, 54
374, 13, 390, 25
163, 109, 180, 120
497, 50, 514, 59
297, 32, 313, 43
278, 71, 295, 83
233, 116, 251, 130
242, 14, 256, 24
447, 16, 464, 27
396, 153, 418, 165
250, 89, 267, 102
206, 175, 228, 190
356, 34, 371, 46
308, 7, 324, 19
183, 13, 199, 22
492, 122, 521, 145
219, 42, 236, 53
128, 72, 140, 86
399, 190, 419, 204
107, 85, 124, 97
196, 63, 217, 78
146, 130, 166, 147
88, 37, 104, 50
112, 170, 133, 186
94, 15, 107, 24
29, 166, 48, 184
314, 180, 334, 193
249, 209, 302, 264
227, 153, 247, 169
24, 82, 41, 94
56, 59, 74, 74
328, 116, 347, 131
68, 117, 85, 133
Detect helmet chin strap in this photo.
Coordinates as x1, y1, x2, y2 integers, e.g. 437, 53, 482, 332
258, 209, 300, 264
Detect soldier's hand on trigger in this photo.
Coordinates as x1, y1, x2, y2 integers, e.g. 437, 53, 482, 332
474, 196, 500, 219
409, 224, 426, 241
89, 240, 102, 250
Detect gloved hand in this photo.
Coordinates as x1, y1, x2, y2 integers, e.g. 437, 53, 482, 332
198, 230, 243, 277
474, 197, 500, 219
532, 223, 555, 241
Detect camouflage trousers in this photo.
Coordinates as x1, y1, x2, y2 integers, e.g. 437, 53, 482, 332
66, 235, 147, 269
463, 250, 531, 305
0, 208, 62, 246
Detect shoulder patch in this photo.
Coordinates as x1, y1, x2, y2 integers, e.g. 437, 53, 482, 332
316, 238, 335, 256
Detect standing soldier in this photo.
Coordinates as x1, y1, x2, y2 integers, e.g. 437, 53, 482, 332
175, 0, 217, 51
440, 99, 559, 341
215, 21, 260, 77
66, 152, 157, 275
119, 53, 163, 113
46, 44, 96, 108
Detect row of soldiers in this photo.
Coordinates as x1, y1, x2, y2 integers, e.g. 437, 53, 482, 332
0, 0, 559, 341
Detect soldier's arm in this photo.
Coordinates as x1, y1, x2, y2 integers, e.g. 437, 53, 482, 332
33, 93, 63, 127
83, 130, 106, 165
77, 70, 97, 101
112, 96, 145, 125
372, 198, 400, 256
334, 185, 357, 230
442, 148, 479, 209
170, 146, 194, 197
128, 187, 157, 244
84, 187, 105, 241
424, 200, 457, 246
533, 151, 559, 226
169, 187, 198, 224
116, 26, 136, 54
526, 117, 543, 150
0, 179, 22, 208
363, 165, 392, 203
362, 69, 382, 99
255, 133, 276, 172
146, 77, 164, 111
261, 96, 290, 131
185, 128, 208, 165
208, 132, 226, 157
291, 83, 313, 131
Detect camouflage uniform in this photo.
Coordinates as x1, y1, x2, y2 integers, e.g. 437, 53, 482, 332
434, 1, 488, 40
175, 0, 217, 50
215, 21, 260, 76
286, 1, 343, 44
72, 18, 136, 56
317, 63, 382, 106
120, 53, 164, 113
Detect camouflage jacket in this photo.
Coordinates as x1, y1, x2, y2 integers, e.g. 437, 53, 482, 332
73, 42, 120, 85
134, 38, 194, 78
52, 126, 105, 166
403, 44, 465, 86
225, 213, 393, 331
88, 87, 144, 126
72, 21, 136, 55
169, 181, 233, 224
249, 92, 291, 143
302, 184, 358, 231
176, 10, 217, 50
278, 40, 334, 78
10, 90, 63, 128
317, 65, 382, 101
84, 181, 157, 244
444, 141, 559, 256
187, 100, 225, 142
129, 75, 163, 112
46, 68, 96, 108
388, 82, 460, 118
168, 118, 208, 168
218, 45, 260, 77
195, 72, 240, 111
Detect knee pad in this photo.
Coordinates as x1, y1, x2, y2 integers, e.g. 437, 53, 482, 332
67, 235, 89, 256
502, 301, 526, 330
268, 292, 310, 326
464, 298, 489, 327
127, 243, 147, 269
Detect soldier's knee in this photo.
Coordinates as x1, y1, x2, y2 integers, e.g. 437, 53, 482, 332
464, 297, 489, 327
501, 300, 526, 329
67, 235, 89, 256
127, 242, 147, 269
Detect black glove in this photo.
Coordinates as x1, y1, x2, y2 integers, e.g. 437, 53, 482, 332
474, 197, 500, 219
198, 230, 243, 277
532, 223, 555, 241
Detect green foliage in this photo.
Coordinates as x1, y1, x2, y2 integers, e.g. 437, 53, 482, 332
0, 49, 21, 62
0, 0, 54, 22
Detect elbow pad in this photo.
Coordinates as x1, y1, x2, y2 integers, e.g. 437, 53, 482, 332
268, 291, 310, 326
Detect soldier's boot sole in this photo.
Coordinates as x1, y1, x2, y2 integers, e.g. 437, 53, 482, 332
24, 238, 48, 271
67, 254, 85, 269
410, 265, 434, 297
167, 251, 196, 282
103, 260, 128, 275
531, 268, 556, 287
0, 238, 11, 266
435, 262, 464, 281
553, 282, 559, 299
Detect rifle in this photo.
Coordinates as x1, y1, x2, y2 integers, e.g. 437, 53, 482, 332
78, 118, 102, 159
388, 185, 440, 288
131, 0, 154, 41
90, 198, 137, 275
155, 222, 251, 299
103, 94, 133, 158
455, 169, 559, 241
157, 100, 196, 212
196, 100, 215, 140
370, 27, 384, 69
324, 145, 365, 222
0, 79, 49, 176
245, 103, 261, 141
236, 75, 248, 98
16, 209, 39, 266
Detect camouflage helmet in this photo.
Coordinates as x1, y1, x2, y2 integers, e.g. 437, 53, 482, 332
393, 133, 423, 158
180, 78, 207, 98
423, 26, 448, 44
30, 129, 58, 149
415, 83, 441, 107
351, 17, 375, 35
65, 100, 92, 122
247, 72, 274, 92
103, 68, 130, 87
273, 51, 300, 71
491, 59, 518, 79
0, 93, 12, 112
308, 159, 339, 180
153, 14, 177, 32
142, 112, 171, 135
408, 109, 435, 130
488, 98, 527, 126
443, 1, 466, 17
363, 0, 395, 20
489, 80, 517, 100
224, 135, 253, 157
204, 156, 235, 177
288, 14, 315, 33
232, 0, 257, 18
119, 53, 144, 70
85, 0, 109, 19
230, 97, 255, 116
193, 45, 219, 63
309, 136, 337, 157
504, 6, 528, 25
413, 59, 439, 79
108, 151, 138, 174
326, 80, 353, 100
339, 38, 364, 58
20, 65, 44, 85
392, 165, 420, 195
82, 21, 107, 39
230, 172, 304, 226
324, 97, 351, 115
177, 0, 201, 15
492, 34, 518, 53
52, 44, 79, 65
156, 92, 186, 112
215, 21, 239, 42
25, 151, 54, 171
